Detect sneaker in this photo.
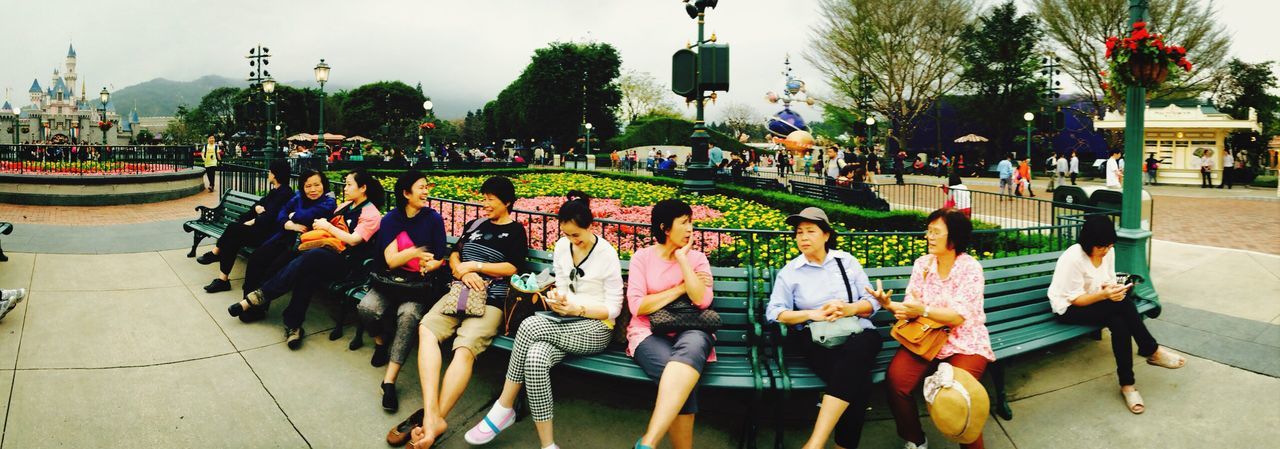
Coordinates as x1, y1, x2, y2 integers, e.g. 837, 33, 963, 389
382, 382, 399, 413
204, 278, 231, 293
0, 288, 26, 303
904, 439, 928, 449
286, 327, 304, 350
371, 344, 390, 367
195, 251, 218, 265
464, 401, 516, 445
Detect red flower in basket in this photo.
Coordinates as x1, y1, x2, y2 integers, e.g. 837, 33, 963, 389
419, 122, 436, 130
97, 120, 113, 131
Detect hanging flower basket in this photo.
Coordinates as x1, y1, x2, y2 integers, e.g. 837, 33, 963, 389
419, 122, 436, 131
1101, 21, 1191, 100
97, 120, 113, 132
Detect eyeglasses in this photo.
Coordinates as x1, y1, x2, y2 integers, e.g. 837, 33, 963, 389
925, 230, 949, 238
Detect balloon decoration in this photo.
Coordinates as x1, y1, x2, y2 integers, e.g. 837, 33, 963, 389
764, 56, 819, 157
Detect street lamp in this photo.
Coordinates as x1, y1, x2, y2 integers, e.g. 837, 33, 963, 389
583, 122, 593, 156
1023, 112, 1034, 160
314, 59, 330, 158
422, 100, 433, 158
262, 77, 277, 160
678, 0, 722, 194
275, 124, 282, 158
98, 87, 110, 146
865, 116, 875, 152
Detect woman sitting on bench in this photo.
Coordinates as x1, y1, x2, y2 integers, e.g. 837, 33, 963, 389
232, 170, 385, 350
868, 208, 993, 449
234, 169, 336, 322
198, 160, 293, 293
1047, 215, 1185, 415
463, 190, 624, 449
627, 199, 714, 449
767, 207, 882, 449
405, 176, 526, 449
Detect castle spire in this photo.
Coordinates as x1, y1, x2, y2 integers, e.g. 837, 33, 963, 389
67, 43, 76, 58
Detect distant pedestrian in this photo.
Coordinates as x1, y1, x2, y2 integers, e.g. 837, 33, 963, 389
202, 135, 219, 193
1069, 151, 1080, 185
1017, 157, 1035, 198
997, 153, 1015, 197
1046, 154, 1059, 192
1144, 153, 1160, 186
1055, 153, 1069, 191
1218, 150, 1234, 189
894, 149, 906, 185
1106, 150, 1124, 189
803, 152, 813, 176
1199, 151, 1214, 188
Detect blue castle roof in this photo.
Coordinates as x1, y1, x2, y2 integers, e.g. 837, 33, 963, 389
67, 44, 76, 58
29, 79, 41, 93
52, 78, 68, 95
2, 101, 11, 112
130, 110, 140, 123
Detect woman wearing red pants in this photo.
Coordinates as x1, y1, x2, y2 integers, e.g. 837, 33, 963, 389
868, 208, 994, 449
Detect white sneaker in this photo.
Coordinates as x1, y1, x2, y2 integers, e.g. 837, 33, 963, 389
904, 439, 928, 449
0, 288, 25, 302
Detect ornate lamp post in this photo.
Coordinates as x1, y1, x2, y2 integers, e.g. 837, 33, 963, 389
98, 87, 110, 146
262, 77, 277, 161
1116, 0, 1155, 301
1023, 112, 1034, 160
422, 100, 433, 158
583, 122, 593, 156
313, 59, 330, 159
865, 116, 875, 151
676, 0, 725, 194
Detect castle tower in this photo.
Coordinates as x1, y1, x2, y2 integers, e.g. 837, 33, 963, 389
29, 79, 42, 107
64, 44, 77, 97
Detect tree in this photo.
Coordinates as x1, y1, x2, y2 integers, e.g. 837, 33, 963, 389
184, 87, 244, 137
1212, 59, 1279, 166
955, 1, 1043, 160
342, 81, 425, 147
163, 105, 203, 144
618, 69, 675, 124
1032, 0, 1230, 112
807, 0, 975, 153
718, 102, 760, 140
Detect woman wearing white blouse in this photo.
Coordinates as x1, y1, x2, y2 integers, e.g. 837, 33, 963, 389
1048, 216, 1185, 414
463, 191, 624, 449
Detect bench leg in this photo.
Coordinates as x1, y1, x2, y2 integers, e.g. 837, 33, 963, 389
1090, 329, 1104, 341
990, 360, 1013, 420
329, 298, 352, 341
187, 233, 207, 258
0, 240, 7, 262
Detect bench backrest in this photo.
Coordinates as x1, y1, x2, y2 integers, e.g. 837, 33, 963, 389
218, 191, 261, 227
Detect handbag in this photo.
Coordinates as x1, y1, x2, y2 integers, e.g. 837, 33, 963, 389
298, 215, 349, 253
439, 280, 491, 317
650, 295, 721, 334
809, 258, 864, 349
890, 259, 951, 360
502, 269, 554, 337
368, 269, 431, 301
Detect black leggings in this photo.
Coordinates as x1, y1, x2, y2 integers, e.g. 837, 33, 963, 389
241, 234, 299, 298
260, 248, 349, 329
215, 222, 270, 276
1059, 297, 1158, 386
205, 165, 216, 189
796, 328, 883, 448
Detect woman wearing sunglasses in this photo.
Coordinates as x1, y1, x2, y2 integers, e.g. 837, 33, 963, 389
463, 190, 624, 449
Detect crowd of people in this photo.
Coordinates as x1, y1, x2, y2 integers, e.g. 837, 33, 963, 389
186, 165, 1185, 449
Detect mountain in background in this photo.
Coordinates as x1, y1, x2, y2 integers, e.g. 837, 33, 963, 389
109, 75, 241, 117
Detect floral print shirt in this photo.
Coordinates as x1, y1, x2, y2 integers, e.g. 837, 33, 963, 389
906, 253, 995, 361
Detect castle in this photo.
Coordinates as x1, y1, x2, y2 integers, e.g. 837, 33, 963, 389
1, 44, 138, 145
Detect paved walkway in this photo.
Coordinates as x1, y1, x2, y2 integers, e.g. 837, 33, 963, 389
0, 231, 1276, 447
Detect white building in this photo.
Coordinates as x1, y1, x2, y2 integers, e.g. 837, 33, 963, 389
1, 44, 136, 145
1095, 101, 1260, 186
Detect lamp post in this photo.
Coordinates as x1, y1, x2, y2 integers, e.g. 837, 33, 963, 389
314, 59, 330, 159
262, 77, 276, 161
422, 100, 433, 158
865, 116, 875, 152
275, 124, 282, 158
1116, 0, 1156, 303
98, 87, 110, 146
679, 0, 722, 194
583, 122, 593, 156
1023, 112, 1034, 160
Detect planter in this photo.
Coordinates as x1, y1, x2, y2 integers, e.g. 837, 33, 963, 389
1127, 59, 1169, 88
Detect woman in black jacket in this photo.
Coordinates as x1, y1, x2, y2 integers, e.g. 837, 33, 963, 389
198, 160, 293, 293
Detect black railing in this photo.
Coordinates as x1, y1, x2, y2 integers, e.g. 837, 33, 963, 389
0, 144, 196, 175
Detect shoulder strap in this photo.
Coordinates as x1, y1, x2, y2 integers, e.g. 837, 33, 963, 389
834, 257, 854, 303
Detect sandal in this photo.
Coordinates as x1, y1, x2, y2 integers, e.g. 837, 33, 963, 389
1147, 349, 1186, 369
1122, 389, 1145, 414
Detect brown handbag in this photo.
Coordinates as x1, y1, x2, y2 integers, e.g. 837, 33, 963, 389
891, 316, 950, 361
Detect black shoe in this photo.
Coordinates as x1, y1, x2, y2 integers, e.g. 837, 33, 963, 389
286, 327, 304, 350
204, 278, 231, 293
238, 307, 267, 323
227, 301, 244, 317
382, 382, 399, 413
196, 251, 218, 265
371, 343, 390, 367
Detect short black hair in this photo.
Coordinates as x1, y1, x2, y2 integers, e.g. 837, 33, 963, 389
393, 170, 426, 210
298, 169, 329, 193
557, 190, 593, 228
651, 199, 693, 244
948, 172, 963, 187
268, 159, 291, 184
926, 208, 973, 254
1077, 215, 1117, 255
480, 176, 516, 210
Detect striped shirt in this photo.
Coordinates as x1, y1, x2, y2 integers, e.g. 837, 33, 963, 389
454, 219, 527, 302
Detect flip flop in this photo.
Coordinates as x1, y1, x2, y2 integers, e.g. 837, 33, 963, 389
1147, 350, 1186, 369
1122, 389, 1145, 414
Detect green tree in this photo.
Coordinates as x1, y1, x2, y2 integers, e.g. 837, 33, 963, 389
808, 0, 975, 152
163, 105, 203, 144
342, 81, 424, 147
955, 1, 1043, 161
1032, 0, 1230, 112
184, 86, 245, 137
1212, 59, 1279, 167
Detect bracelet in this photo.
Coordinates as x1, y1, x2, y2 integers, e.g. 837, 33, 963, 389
923, 305, 931, 318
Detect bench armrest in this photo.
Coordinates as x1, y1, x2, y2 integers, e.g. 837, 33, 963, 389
194, 205, 223, 223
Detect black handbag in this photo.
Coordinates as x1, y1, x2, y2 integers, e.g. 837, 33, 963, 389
650, 295, 721, 334
368, 270, 432, 301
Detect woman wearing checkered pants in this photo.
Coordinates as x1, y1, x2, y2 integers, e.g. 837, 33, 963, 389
463, 191, 625, 449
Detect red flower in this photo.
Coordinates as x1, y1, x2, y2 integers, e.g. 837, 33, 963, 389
1133, 21, 1146, 30
1131, 28, 1150, 41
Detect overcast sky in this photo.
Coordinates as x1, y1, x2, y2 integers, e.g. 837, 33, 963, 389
2, 0, 1275, 122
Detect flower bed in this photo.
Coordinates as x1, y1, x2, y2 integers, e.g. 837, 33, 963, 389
0, 160, 171, 175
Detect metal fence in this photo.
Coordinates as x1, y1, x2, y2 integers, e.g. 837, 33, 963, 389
0, 144, 196, 175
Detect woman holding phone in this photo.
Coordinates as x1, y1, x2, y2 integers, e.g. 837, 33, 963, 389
1047, 215, 1185, 414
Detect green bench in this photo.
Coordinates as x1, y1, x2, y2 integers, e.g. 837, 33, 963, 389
483, 248, 772, 448
788, 180, 890, 211
0, 221, 12, 262
182, 190, 261, 258
718, 174, 788, 192
764, 250, 1161, 439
